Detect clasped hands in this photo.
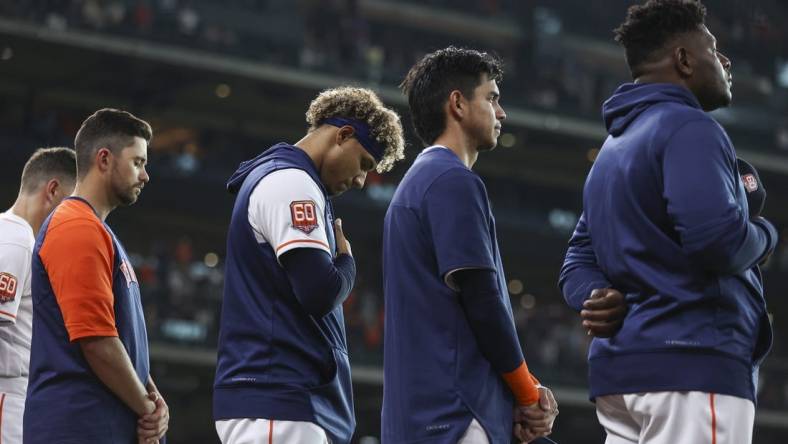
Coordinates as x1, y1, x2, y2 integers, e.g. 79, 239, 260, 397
513, 386, 558, 443
137, 390, 169, 444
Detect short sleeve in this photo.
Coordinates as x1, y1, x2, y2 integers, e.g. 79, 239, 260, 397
423, 168, 496, 289
0, 243, 32, 324
40, 219, 117, 341
248, 168, 331, 260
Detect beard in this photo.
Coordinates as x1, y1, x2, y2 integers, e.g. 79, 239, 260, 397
110, 166, 141, 206
695, 72, 732, 111
112, 180, 140, 206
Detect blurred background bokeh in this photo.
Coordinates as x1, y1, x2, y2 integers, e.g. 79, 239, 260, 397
1, 0, 787, 442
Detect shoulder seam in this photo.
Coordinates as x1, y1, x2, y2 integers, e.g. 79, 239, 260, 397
47, 215, 106, 233
662, 117, 720, 149
422, 165, 480, 198
252, 168, 324, 201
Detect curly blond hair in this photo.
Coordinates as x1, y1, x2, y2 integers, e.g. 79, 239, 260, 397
305, 86, 405, 173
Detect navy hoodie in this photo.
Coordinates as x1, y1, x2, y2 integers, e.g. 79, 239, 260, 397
213, 144, 355, 443
559, 83, 778, 402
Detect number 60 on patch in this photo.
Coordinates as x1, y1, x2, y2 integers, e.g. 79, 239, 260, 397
290, 200, 319, 234
0, 272, 18, 303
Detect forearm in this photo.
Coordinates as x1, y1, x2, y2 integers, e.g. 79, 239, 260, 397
559, 256, 611, 311
455, 269, 539, 406
559, 213, 611, 311
79, 336, 153, 416
146, 375, 159, 394
282, 249, 356, 317
559, 233, 611, 312
683, 214, 777, 274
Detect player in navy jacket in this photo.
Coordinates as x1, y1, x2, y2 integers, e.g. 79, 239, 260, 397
213, 87, 404, 444
559, 2, 778, 443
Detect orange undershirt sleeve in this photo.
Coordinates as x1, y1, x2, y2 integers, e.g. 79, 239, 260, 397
502, 361, 540, 406
40, 215, 117, 341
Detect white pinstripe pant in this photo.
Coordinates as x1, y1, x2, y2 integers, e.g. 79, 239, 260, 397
216, 418, 331, 444
596, 391, 754, 444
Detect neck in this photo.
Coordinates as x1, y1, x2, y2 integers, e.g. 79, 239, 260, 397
9, 193, 44, 234
73, 175, 115, 221
432, 124, 479, 168
633, 60, 689, 89
634, 73, 683, 86
294, 127, 332, 171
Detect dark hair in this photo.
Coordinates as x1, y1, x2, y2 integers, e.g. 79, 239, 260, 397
400, 46, 503, 146
614, 0, 707, 76
74, 108, 152, 178
20, 147, 77, 193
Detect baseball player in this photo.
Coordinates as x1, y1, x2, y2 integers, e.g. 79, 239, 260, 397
559, 1, 778, 443
382, 47, 558, 444
0, 147, 76, 444
213, 86, 405, 444
24, 109, 168, 443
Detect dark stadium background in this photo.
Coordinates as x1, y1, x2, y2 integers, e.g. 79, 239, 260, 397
1, 0, 787, 442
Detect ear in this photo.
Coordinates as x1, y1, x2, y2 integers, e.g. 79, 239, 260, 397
44, 179, 60, 204
674, 46, 693, 78
335, 125, 355, 146
446, 90, 466, 121
96, 147, 113, 172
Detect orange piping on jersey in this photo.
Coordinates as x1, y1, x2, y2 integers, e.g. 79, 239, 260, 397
0, 310, 15, 319
710, 393, 717, 444
275, 239, 329, 254
269, 419, 274, 444
502, 361, 539, 406
0, 392, 5, 444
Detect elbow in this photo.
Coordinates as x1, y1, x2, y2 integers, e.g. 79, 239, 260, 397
686, 246, 745, 275
682, 215, 772, 275
78, 336, 113, 363
296, 288, 340, 318
686, 223, 774, 275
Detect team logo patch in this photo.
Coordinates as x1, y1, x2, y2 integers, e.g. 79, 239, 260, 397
741, 174, 758, 193
0, 272, 18, 303
290, 200, 319, 234
119, 260, 139, 288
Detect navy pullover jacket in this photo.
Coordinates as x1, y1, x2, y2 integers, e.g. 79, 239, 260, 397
559, 83, 778, 402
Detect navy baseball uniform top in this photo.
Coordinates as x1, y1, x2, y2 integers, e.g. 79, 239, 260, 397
382, 147, 516, 443
560, 83, 778, 403
25, 198, 150, 444
213, 143, 355, 443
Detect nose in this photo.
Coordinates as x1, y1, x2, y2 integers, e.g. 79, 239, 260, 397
718, 51, 731, 70
496, 103, 507, 121
140, 167, 150, 184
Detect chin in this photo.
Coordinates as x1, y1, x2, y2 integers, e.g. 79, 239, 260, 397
479, 141, 497, 152
711, 95, 732, 111
119, 192, 140, 206
718, 84, 733, 106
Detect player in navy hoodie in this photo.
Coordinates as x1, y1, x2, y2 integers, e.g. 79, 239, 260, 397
559, 1, 778, 443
